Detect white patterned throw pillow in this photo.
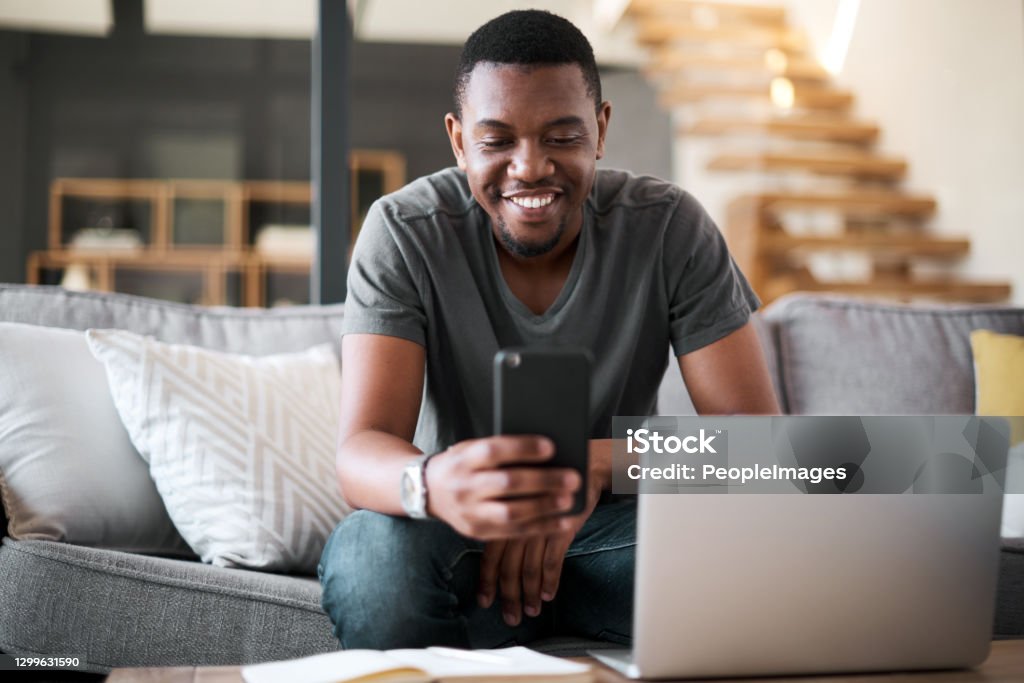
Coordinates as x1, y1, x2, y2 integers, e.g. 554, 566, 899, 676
86, 329, 351, 574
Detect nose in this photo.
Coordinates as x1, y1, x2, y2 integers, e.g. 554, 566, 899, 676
507, 141, 554, 184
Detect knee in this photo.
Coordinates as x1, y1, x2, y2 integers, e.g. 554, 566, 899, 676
318, 510, 459, 648
320, 510, 427, 597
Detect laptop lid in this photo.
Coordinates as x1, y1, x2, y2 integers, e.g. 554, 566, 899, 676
626, 416, 1009, 679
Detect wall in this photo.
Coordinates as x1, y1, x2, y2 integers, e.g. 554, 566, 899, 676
1, 29, 316, 285
0, 34, 468, 284
601, 67, 673, 178
0, 27, 668, 286
0, 33, 27, 285
834, 0, 1024, 304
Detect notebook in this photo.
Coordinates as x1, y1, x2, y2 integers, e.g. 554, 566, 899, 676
241, 646, 593, 683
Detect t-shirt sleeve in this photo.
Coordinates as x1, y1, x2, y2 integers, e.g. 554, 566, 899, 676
341, 200, 428, 346
664, 191, 761, 357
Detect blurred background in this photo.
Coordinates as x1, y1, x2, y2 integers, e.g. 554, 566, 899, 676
0, 0, 1020, 307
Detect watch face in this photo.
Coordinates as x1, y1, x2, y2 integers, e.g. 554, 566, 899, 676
401, 463, 424, 515
401, 469, 415, 502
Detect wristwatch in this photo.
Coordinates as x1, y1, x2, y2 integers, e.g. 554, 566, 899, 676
400, 452, 437, 519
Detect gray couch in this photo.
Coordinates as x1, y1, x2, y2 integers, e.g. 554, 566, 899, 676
0, 284, 1021, 674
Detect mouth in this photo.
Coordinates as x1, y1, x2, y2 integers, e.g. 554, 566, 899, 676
500, 190, 563, 220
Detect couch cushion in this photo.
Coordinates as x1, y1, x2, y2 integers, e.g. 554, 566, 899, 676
0, 538, 617, 672
763, 295, 1024, 415
0, 538, 339, 673
0, 285, 345, 355
2, 534, 1019, 671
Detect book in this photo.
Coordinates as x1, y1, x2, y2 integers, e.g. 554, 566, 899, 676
241, 646, 594, 683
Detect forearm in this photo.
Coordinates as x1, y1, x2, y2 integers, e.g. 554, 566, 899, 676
336, 430, 423, 514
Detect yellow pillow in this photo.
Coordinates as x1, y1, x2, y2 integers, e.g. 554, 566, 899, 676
970, 329, 1024, 444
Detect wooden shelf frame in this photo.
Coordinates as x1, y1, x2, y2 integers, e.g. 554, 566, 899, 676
27, 249, 246, 306
32, 150, 406, 307
165, 180, 245, 251
48, 178, 169, 253
349, 149, 406, 240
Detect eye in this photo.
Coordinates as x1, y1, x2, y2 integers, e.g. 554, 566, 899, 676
479, 139, 512, 149
547, 135, 582, 146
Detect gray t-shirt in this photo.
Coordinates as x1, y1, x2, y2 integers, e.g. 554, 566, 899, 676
342, 167, 759, 454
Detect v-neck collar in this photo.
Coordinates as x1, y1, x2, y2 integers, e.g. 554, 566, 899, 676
484, 204, 590, 324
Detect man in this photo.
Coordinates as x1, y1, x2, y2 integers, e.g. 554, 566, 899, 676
318, 10, 779, 649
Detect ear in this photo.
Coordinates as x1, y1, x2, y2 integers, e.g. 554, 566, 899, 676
444, 113, 468, 171
595, 101, 612, 160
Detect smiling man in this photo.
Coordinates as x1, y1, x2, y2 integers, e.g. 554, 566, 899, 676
318, 10, 779, 649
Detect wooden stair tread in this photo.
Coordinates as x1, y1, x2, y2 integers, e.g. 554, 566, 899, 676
766, 276, 1011, 303
660, 84, 853, 109
629, 0, 788, 25
735, 191, 936, 215
708, 151, 907, 178
687, 117, 878, 143
760, 232, 970, 257
636, 20, 807, 50
645, 53, 828, 79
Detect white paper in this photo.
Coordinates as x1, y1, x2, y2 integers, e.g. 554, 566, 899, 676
241, 646, 591, 683
391, 647, 592, 677
242, 649, 420, 683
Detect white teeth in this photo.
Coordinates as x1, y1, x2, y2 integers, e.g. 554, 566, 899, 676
508, 194, 555, 209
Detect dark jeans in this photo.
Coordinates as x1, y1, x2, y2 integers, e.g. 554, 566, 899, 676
318, 498, 636, 649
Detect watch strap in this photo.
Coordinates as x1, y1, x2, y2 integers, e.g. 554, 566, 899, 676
403, 451, 438, 520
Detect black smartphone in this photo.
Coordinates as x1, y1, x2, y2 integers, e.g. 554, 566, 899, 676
493, 347, 591, 515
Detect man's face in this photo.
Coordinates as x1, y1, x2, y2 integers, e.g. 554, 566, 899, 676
445, 62, 610, 258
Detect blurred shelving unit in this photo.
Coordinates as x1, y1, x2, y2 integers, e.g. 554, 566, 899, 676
26, 150, 405, 307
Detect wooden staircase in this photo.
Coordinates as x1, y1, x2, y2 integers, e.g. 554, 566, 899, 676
625, 0, 1011, 304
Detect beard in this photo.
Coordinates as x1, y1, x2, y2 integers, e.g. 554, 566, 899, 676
494, 213, 568, 258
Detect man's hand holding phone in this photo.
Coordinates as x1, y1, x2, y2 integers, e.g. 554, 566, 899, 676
476, 442, 611, 626
417, 348, 598, 626
463, 347, 596, 627
423, 435, 581, 540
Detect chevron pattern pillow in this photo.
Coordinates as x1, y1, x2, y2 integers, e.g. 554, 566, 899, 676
86, 328, 351, 574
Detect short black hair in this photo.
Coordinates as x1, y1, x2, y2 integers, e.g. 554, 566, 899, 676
453, 10, 602, 119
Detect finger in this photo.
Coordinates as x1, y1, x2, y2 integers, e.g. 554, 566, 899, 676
541, 533, 572, 602
477, 496, 576, 533
499, 540, 527, 627
522, 537, 545, 618
474, 468, 581, 500
473, 514, 576, 541
462, 436, 555, 470
478, 540, 505, 609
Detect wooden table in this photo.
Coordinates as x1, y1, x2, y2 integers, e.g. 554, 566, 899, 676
105, 639, 1024, 682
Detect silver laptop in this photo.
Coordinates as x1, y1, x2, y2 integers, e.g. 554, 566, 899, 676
592, 452, 1006, 677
